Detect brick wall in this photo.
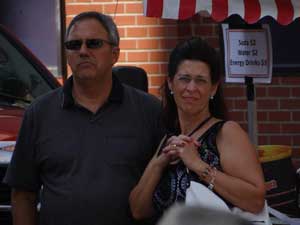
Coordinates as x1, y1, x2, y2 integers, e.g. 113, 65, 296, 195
64, 0, 300, 164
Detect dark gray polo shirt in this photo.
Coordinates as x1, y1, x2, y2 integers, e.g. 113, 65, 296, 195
4, 75, 163, 225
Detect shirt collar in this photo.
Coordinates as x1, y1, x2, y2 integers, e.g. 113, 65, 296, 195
61, 74, 124, 109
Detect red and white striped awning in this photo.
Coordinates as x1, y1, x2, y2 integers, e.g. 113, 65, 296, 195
143, 0, 300, 25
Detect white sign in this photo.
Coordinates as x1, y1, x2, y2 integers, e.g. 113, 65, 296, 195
222, 24, 273, 84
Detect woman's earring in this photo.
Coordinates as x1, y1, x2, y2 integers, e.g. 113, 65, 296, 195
210, 95, 214, 100
170, 90, 174, 95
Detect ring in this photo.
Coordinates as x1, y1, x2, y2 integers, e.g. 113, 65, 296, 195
170, 144, 177, 148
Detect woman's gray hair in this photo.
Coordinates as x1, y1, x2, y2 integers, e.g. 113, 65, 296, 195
65, 11, 120, 47
157, 204, 253, 225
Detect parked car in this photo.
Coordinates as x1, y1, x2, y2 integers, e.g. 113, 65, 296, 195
0, 24, 61, 224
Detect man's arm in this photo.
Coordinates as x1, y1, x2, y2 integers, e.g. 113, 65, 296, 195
11, 189, 38, 225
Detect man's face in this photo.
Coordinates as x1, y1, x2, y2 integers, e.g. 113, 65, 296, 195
65, 18, 119, 82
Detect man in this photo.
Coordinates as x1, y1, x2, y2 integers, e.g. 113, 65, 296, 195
4, 11, 163, 225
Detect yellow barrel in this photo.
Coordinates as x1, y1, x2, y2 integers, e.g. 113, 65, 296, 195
258, 145, 292, 163
258, 145, 299, 216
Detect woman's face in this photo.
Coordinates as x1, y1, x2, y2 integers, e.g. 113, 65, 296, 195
168, 59, 218, 117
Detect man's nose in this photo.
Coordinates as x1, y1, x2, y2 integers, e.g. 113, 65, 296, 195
79, 42, 89, 55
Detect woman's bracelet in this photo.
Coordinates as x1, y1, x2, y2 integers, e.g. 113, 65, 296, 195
200, 166, 217, 190
208, 167, 217, 190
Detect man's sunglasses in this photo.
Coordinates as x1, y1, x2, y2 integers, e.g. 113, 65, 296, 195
64, 38, 114, 50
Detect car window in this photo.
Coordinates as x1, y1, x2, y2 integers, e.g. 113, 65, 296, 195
0, 33, 53, 108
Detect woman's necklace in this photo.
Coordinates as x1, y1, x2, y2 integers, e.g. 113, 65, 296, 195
167, 116, 213, 165
187, 116, 212, 137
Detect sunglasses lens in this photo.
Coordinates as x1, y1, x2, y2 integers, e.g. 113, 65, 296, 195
65, 39, 107, 50
86, 39, 104, 49
65, 40, 82, 50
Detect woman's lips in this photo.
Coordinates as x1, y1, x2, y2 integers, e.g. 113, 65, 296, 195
182, 96, 198, 102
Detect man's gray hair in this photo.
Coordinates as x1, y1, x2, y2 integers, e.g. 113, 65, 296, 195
65, 11, 120, 47
157, 204, 253, 225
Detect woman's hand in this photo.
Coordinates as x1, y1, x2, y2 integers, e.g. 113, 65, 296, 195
163, 135, 207, 172
162, 135, 192, 164
176, 138, 206, 172
153, 150, 174, 170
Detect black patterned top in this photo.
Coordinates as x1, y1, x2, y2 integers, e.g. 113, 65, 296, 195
153, 120, 226, 213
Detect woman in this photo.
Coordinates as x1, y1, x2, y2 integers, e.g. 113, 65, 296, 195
129, 37, 265, 220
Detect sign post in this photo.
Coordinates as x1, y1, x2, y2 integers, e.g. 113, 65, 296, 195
222, 24, 272, 146
245, 76, 257, 146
